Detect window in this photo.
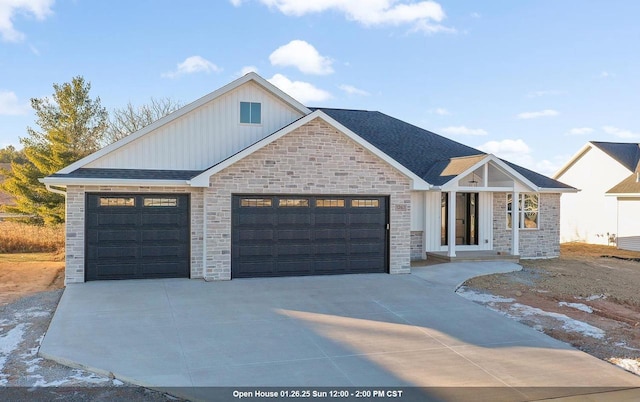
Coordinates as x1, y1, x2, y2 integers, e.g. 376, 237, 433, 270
99, 197, 135, 207
351, 199, 379, 208
316, 199, 345, 208
241, 198, 272, 207
278, 199, 309, 207
507, 193, 539, 229
144, 197, 177, 207
240, 102, 261, 124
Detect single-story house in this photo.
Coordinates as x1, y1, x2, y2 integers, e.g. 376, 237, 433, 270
554, 141, 640, 251
43, 73, 575, 283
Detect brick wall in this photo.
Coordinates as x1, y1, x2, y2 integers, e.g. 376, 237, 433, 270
64, 185, 204, 284
410, 231, 424, 260
493, 192, 561, 258
205, 117, 413, 280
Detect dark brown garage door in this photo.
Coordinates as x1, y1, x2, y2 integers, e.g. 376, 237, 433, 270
232, 195, 388, 278
85, 194, 190, 281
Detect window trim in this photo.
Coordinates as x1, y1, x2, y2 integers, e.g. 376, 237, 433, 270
351, 199, 380, 208
98, 197, 135, 207
507, 193, 539, 230
240, 198, 273, 207
143, 197, 178, 207
278, 198, 310, 207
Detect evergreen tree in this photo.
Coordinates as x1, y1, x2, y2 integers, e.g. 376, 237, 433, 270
1, 76, 107, 224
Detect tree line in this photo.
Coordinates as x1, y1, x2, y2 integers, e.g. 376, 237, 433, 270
0, 76, 182, 224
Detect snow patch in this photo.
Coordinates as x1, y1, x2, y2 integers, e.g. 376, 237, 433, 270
0, 323, 28, 385
558, 302, 593, 313
581, 294, 607, 301
31, 369, 111, 387
608, 358, 640, 376
14, 309, 50, 319
456, 287, 515, 304
510, 303, 605, 339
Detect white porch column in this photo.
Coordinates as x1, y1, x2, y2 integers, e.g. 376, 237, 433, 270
447, 191, 456, 257
511, 191, 520, 255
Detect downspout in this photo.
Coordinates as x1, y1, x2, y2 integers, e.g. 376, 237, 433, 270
44, 183, 67, 196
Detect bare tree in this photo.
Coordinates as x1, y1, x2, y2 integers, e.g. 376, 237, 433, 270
105, 97, 183, 144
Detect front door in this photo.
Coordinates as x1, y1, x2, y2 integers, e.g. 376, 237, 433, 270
441, 192, 479, 246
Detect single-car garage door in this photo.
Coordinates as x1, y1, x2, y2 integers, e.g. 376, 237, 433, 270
86, 193, 190, 281
232, 195, 388, 278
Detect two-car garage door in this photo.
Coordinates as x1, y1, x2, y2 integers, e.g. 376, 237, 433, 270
85, 193, 389, 280
232, 195, 389, 278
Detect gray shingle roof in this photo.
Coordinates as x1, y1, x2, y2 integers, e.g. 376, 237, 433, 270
51, 168, 202, 180
591, 141, 640, 172
317, 108, 573, 189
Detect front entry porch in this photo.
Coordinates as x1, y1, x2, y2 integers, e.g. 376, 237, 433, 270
421, 250, 520, 264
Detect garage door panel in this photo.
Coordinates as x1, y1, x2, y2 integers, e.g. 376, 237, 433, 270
232, 195, 388, 278
277, 229, 311, 240
85, 194, 190, 281
238, 229, 274, 241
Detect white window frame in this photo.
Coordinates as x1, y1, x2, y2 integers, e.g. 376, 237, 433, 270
507, 193, 539, 230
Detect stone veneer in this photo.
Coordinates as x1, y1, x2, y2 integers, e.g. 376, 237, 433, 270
64, 185, 204, 284
410, 231, 424, 260
493, 193, 561, 258
204, 117, 412, 280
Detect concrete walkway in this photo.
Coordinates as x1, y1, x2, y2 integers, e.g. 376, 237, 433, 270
40, 262, 640, 401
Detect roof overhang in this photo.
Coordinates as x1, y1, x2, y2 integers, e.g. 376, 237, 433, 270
56, 72, 311, 175
40, 177, 191, 187
189, 110, 432, 190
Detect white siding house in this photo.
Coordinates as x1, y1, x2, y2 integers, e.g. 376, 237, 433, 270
554, 141, 640, 250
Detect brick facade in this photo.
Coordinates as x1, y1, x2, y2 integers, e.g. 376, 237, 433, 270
64, 185, 204, 284
204, 118, 412, 280
493, 192, 560, 258
410, 231, 424, 260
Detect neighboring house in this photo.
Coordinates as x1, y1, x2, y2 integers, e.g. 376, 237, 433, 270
554, 141, 640, 251
43, 73, 574, 284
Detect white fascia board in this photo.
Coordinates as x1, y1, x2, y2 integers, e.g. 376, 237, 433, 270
190, 110, 432, 190
58, 72, 311, 175
41, 176, 190, 187
606, 192, 640, 197
552, 142, 593, 179
538, 187, 579, 193
439, 154, 539, 192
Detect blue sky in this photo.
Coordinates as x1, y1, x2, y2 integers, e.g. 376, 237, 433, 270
1, 0, 639, 175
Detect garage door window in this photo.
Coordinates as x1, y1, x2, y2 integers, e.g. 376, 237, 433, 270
278, 199, 309, 207
241, 198, 272, 207
351, 199, 380, 208
99, 197, 135, 207
144, 197, 178, 207
316, 199, 345, 207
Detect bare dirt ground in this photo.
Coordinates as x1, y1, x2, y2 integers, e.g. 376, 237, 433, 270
0, 253, 65, 306
461, 243, 640, 376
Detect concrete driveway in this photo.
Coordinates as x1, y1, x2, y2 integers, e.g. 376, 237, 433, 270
40, 262, 640, 401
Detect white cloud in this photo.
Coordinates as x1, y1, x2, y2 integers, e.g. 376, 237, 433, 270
162, 56, 222, 78
527, 90, 566, 98
238, 65, 259, 76
256, 0, 452, 33
440, 126, 487, 136
477, 138, 566, 175
0, 91, 29, 115
602, 125, 640, 139
478, 139, 530, 156
600, 71, 615, 78
0, 0, 54, 42
566, 127, 594, 136
429, 107, 450, 116
338, 84, 369, 96
516, 109, 559, 119
268, 74, 331, 103
411, 19, 456, 34
229, 0, 243, 6
269, 40, 333, 75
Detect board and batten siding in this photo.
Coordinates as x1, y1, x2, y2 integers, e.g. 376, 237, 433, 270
86, 82, 304, 170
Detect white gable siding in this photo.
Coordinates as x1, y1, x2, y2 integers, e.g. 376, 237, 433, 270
556, 146, 630, 244
86, 82, 304, 170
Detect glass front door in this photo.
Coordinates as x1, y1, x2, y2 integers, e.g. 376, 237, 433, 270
441, 192, 478, 246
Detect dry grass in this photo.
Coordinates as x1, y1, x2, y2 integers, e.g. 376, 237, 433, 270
0, 221, 64, 253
